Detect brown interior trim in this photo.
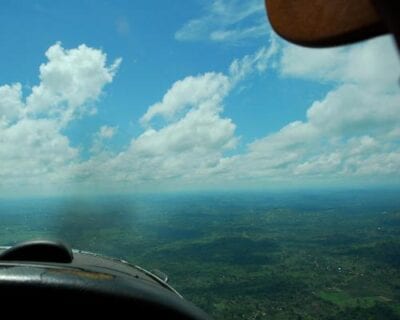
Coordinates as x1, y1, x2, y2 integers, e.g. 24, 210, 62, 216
265, 0, 388, 47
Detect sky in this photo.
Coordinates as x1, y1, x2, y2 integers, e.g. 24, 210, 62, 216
0, 0, 399, 196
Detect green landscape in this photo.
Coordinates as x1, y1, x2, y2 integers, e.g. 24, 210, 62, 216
1, 190, 399, 319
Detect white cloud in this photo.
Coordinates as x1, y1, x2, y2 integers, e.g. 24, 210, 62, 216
73, 44, 278, 188
0, 118, 78, 190
0, 43, 120, 194
280, 36, 400, 91
26, 42, 121, 125
1, 36, 399, 194
76, 36, 400, 189
140, 72, 230, 126
0, 83, 24, 124
0, 41, 279, 194
175, 0, 268, 43
282, 37, 400, 140
212, 35, 400, 185
141, 43, 276, 127
210, 121, 320, 182
136, 110, 236, 156
119, 107, 237, 182
306, 84, 400, 135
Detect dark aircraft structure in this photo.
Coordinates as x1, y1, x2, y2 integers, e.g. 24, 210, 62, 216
0, 0, 398, 317
0, 240, 210, 318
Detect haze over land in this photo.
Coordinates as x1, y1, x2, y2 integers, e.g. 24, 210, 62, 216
1, 190, 400, 319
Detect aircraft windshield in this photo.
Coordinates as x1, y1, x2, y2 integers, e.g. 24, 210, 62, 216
1, 1, 399, 318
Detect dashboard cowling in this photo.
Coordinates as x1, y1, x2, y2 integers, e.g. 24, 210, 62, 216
0, 240, 211, 319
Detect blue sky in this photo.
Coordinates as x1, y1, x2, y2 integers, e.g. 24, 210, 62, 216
0, 0, 399, 196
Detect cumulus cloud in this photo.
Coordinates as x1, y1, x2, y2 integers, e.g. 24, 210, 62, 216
1, 35, 399, 194
140, 43, 276, 127
280, 36, 400, 141
115, 46, 277, 185
140, 72, 230, 126
109, 36, 399, 189
0, 118, 78, 191
280, 36, 399, 91
212, 35, 400, 185
0, 40, 279, 194
26, 42, 121, 125
0, 43, 120, 194
306, 84, 400, 135
115, 108, 237, 182
175, 0, 268, 43
0, 83, 24, 124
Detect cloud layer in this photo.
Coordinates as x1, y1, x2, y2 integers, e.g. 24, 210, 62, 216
0, 35, 399, 195
215, 36, 400, 187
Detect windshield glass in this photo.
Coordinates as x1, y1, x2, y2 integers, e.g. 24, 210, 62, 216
1, 1, 400, 319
